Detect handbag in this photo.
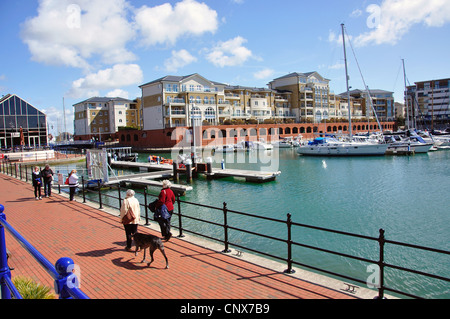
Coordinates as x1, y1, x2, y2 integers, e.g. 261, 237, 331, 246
122, 205, 136, 225
65, 177, 69, 185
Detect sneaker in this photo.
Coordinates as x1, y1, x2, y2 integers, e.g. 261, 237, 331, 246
39, 197, 42, 200
35, 197, 39, 200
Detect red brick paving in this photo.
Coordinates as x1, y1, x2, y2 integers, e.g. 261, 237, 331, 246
0, 173, 355, 300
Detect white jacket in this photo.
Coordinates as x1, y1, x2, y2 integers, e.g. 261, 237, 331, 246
68, 173, 79, 187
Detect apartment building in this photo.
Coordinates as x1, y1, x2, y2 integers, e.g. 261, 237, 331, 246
73, 97, 139, 140
406, 78, 450, 129
342, 89, 394, 122
139, 73, 294, 130
268, 72, 332, 123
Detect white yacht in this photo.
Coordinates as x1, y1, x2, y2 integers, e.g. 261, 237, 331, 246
297, 137, 388, 156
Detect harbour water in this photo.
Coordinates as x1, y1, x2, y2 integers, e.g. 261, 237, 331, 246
59, 148, 450, 298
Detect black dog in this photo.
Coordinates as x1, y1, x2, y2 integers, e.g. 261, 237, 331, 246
131, 232, 169, 269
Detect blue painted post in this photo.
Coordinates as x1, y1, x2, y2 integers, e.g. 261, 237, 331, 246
0, 204, 12, 299
54, 257, 88, 299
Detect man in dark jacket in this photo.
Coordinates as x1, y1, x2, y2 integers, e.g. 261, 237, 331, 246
41, 164, 54, 197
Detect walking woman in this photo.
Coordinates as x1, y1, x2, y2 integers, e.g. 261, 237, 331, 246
156, 180, 176, 241
119, 189, 141, 251
32, 166, 42, 200
68, 169, 79, 201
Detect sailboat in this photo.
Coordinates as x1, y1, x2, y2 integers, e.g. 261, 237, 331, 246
297, 24, 388, 157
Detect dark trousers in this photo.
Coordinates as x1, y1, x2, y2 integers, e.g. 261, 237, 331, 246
43, 180, 52, 196
157, 211, 173, 238
34, 185, 41, 198
69, 186, 77, 200
124, 224, 138, 249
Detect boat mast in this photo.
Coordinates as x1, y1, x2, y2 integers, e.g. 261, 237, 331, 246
402, 59, 410, 130
341, 23, 352, 138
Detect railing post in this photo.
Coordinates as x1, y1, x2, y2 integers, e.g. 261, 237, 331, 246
81, 176, 86, 203
118, 183, 122, 211
176, 194, 185, 238
144, 186, 149, 225
54, 257, 87, 299
97, 180, 103, 209
284, 213, 295, 274
222, 202, 231, 253
0, 204, 12, 299
376, 228, 386, 299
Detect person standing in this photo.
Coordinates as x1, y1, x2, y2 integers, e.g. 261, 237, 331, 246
156, 180, 176, 241
32, 166, 42, 200
41, 164, 54, 197
68, 169, 79, 201
119, 189, 141, 251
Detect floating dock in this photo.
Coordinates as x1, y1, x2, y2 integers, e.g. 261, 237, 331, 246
110, 160, 281, 184
111, 161, 172, 171
205, 168, 281, 183
104, 169, 192, 195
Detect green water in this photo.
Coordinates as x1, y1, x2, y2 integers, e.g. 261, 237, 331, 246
62, 148, 450, 298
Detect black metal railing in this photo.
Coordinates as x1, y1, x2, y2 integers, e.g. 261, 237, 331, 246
1, 161, 449, 299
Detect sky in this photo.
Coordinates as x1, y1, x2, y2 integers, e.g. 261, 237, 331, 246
1, 0, 450, 135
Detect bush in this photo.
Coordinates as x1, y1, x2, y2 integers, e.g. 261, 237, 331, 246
12, 276, 56, 299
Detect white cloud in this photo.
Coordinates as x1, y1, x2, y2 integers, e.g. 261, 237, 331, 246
106, 89, 129, 99
354, 0, 450, 46
21, 0, 136, 69
206, 36, 254, 67
67, 64, 143, 98
254, 68, 274, 80
328, 62, 345, 70
134, 0, 218, 47
164, 50, 198, 72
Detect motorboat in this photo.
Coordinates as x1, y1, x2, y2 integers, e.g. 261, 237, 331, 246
384, 135, 433, 153
251, 140, 274, 150
213, 144, 236, 153
297, 136, 388, 156
106, 147, 138, 162
272, 139, 293, 148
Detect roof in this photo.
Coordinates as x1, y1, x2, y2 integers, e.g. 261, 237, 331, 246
139, 73, 227, 88
338, 89, 393, 97
271, 71, 330, 82
74, 96, 134, 105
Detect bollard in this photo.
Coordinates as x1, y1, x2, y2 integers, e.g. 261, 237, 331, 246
185, 159, 192, 183
206, 157, 213, 174
172, 162, 179, 182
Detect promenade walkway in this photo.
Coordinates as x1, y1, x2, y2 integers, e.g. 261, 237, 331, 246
1, 173, 357, 300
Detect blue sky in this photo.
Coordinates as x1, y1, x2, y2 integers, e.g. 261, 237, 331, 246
1, 0, 450, 135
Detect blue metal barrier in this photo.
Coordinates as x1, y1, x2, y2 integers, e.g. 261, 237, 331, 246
0, 204, 89, 299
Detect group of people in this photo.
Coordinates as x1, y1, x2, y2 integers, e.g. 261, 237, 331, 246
32, 164, 174, 251
119, 180, 176, 251
32, 166, 79, 201
31, 164, 54, 200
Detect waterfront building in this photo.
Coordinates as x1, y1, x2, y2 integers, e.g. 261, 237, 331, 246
406, 78, 450, 130
139, 73, 296, 130
73, 97, 140, 141
340, 89, 394, 122
0, 94, 48, 149
268, 72, 332, 123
